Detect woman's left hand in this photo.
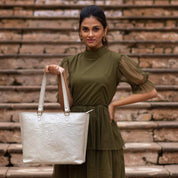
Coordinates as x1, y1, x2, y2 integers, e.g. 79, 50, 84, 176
108, 103, 115, 122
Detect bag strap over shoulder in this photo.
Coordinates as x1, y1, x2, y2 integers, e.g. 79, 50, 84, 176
38, 70, 70, 116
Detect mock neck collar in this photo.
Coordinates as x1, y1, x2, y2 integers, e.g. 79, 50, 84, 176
84, 46, 108, 60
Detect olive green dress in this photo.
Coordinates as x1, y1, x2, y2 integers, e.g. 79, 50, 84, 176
52, 46, 155, 178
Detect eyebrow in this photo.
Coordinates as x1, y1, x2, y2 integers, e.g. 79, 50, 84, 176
81, 25, 102, 28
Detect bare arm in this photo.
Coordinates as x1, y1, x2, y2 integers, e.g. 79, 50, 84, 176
108, 88, 157, 121
45, 65, 73, 110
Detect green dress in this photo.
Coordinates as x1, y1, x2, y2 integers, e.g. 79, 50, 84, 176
52, 46, 155, 178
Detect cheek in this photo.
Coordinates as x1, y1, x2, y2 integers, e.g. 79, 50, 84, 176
80, 31, 87, 38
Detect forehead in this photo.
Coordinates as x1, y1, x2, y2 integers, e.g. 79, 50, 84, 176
81, 16, 103, 27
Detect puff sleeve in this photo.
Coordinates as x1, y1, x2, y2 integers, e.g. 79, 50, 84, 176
118, 55, 155, 94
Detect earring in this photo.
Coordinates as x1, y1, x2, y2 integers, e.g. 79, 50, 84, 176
79, 35, 83, 41
103, 36, 106, 42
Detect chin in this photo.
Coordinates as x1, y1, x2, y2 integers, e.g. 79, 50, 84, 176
87, 44, 98, 49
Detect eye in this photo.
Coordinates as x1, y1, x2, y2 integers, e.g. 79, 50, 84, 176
93, 27, 100, 32
82, 27, 89, 32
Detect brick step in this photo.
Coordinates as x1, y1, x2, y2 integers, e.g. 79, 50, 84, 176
0, 4, 177, 10
0, 120, 178, 143
0, 28, 177, 41
2, 40, 177, 44
0, 85, 177, 103
0, 16, 177, 30
1, 142, 178, 167
0, 54, 177, 69
1, 28, 177, 41
0, 4, 177, 18
0, 42, 177, 55
1, 165, 178, 178
0, 102, 178, 122
1, 16, 177, 20
0, 53, 177, 58
0, 69, 177, 85
1, 27, 178, 32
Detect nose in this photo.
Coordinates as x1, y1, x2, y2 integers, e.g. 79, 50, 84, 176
88, 30, 93, 37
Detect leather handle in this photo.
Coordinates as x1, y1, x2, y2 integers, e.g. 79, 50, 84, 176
38, 70, 70, 115
59, 69, 70, 114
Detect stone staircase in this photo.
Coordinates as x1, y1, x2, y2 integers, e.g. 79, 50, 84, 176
0, 0, 178, 177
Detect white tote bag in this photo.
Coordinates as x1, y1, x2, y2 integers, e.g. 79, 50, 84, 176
20, 70, 91, 164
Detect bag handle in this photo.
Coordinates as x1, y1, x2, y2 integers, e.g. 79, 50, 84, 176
37, 69, 70, 116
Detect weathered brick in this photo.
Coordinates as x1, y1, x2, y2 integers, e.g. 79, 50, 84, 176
123, 0, 134, 4
135, 0, 153, 5
5, 0, 35, 4
115, 108, 153, 121
171, 0, 178, 5
146, 22, 164, 28
0, 167, 8, 178
132, 47, 153, 54
15, 74, 57, 85
0, 0, 5, 4
34, 10, 80, 17
0, 109, 11, 122
0, 74, 15, 86
102, 0, 123, 5
35, 0, 94, 5
0, 57, 62, 69
154, 48, 164, 54
172, 9, 178, 15
168, 59, 178, 68
139, 57, 175, 68
0, 20, 27, 28
149, 73, 178, 85
108, 31, 123, 41
154, 0, 170, 5
0, 90, 57, 103
121, 129, 153, 142
111, 45, 130, 54
14, 9, 33, 16
0, 153, 9, 166
124, 32, 178, 41
166, 20, 177, 28
0, 32, 21, 40
0, 10, 13, 15
20, 45, 44, 54
45, 45, 84, 54
165, 48, 173, 54
156, 91, 178, 102
124, 152, 158, 166
10, 153, 23, 166
174, 46, 178, 54
123, 8, 172, 16
154, 129, 178, 142
0, 130, 21, 143
105, 10, 122, 17
0, 45, 19, 54
159, 152, 178, 164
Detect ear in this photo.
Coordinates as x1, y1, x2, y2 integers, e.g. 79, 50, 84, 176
104, 26, 108, 36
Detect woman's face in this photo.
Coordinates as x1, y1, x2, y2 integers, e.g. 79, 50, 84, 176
80, 16, 108, 50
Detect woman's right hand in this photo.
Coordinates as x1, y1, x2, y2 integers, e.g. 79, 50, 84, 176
45, 65, 64, 75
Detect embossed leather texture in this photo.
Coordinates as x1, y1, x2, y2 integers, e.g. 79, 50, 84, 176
20, 71, 90, 164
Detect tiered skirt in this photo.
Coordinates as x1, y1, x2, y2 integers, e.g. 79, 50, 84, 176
52, 105, 125, 178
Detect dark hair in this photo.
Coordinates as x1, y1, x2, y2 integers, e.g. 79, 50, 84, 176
79, 5, 108, 46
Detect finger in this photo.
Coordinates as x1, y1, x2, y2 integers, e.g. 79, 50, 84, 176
45, 65, 49, 73
59, 66, 65, 74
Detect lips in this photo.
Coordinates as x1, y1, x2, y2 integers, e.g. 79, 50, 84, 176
87, 39, 95, 43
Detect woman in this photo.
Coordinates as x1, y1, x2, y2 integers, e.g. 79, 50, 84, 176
45, 5, 157, 178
